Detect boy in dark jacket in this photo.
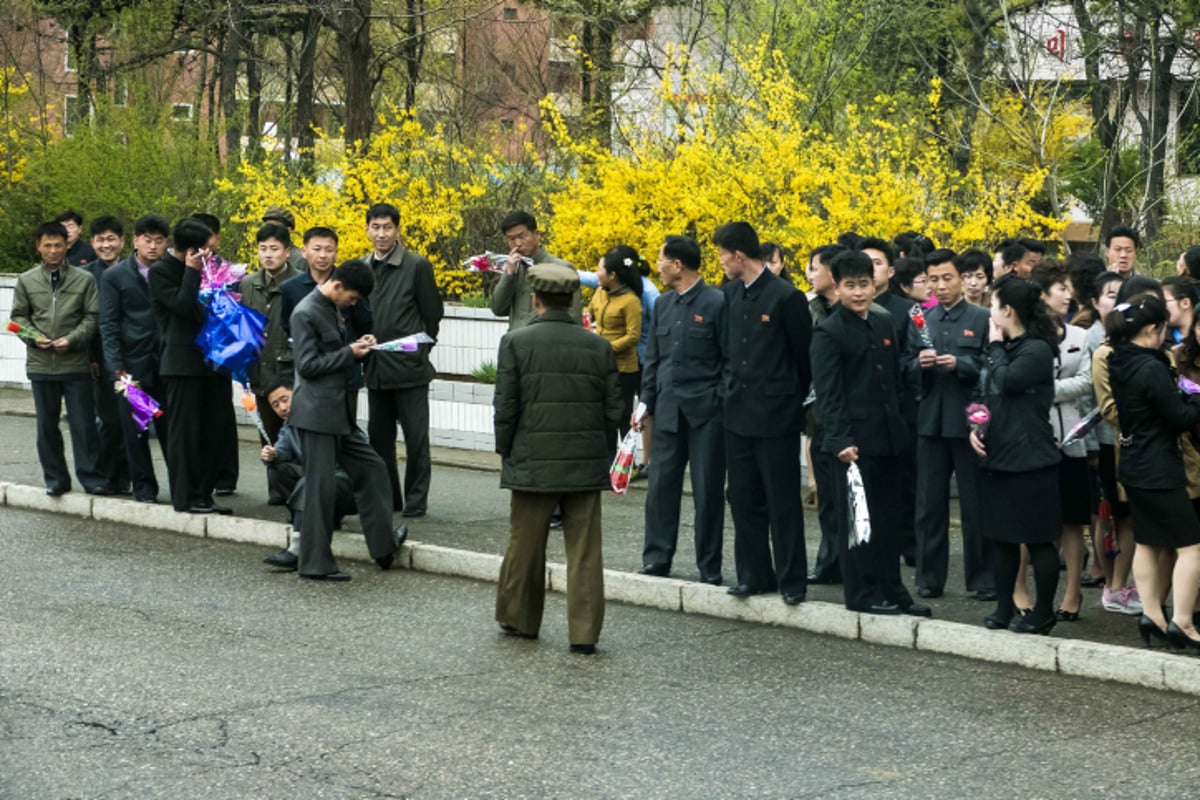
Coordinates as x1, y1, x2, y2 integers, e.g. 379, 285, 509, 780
811, 250, 930, 617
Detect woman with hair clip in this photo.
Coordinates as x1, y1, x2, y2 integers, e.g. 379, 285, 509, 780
587, 245, 645, 444
1107, 293, 1200, 652
970, 273, 1062, 634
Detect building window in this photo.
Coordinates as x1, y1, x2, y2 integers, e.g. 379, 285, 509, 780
63, 94, 89, 134
1179, 84, 1200, 176
548, 60, 574, 93
64, 28, 75, 73
171, 103, 193, 121
502, 7, 517, 21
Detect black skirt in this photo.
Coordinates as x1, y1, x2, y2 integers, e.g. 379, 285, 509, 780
1125, 486, 1200, 548
1059, 456, 1091, 526
981, 465, 1062, 544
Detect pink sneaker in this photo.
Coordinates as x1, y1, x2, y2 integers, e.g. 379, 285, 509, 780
1102, 586, 1143, 615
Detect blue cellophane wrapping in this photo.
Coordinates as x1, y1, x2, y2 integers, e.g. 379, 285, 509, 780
195, 290, 266, 386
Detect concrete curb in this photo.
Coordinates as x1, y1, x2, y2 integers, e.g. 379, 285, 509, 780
3, 483, 1196, 696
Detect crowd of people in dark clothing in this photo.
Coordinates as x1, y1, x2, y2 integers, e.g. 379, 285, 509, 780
13, 205, 1200, 654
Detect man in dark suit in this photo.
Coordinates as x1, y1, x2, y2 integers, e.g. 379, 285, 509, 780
99, 214, 170, 503
811, 250, 931, 616
361, 203, 444, 518
56, 210, 97, 267
914, 252, 995, 600
289, 260, 405, 581
149, 218, 238, 514
717, 221, 812, 605
858, 237, 922, 567
82, 215, 131, 495
637, 235, 728, 584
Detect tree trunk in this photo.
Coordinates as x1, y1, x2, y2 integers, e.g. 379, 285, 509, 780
336, 0, 374, 151
1142, 32, 1177, 241
1072, 0, 1128, 234
403, 0, 425, 111
295, 9, 320, 178
245, 32, 262, 163
218, 1, 244, 165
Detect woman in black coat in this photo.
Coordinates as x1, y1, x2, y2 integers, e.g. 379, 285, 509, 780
1107, 293, 1200, 653
969, 274, 1062, 634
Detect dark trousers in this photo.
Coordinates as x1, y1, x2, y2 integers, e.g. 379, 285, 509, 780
836, 454, 914, 611
297, 428, 397, 577
214, 382, 239, 492
642, 412, 725, 580
725, 431, 807, 596
809, 426, 843, 582
31, 377, 105, 493
367, 386, 431, 513
915, 435, 993, 593
896, 443, 918, 564
164, 374, 234, 511
117, 380, 168, 502
267, 460, 304, 512
92, 373, 129, 492
617, 370, 641, 440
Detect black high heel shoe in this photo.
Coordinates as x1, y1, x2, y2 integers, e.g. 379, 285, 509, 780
1166, 622, 1200, 655
1010, 613, 1057, 635
1137, 615, 1170, 648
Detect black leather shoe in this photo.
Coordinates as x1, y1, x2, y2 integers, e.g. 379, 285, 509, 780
211, 504, 233, 515
45, 487, 69, 497
134, 495, 158, 504
85, 486, 114, 496
499, 623, 538, 640
400, 508, 426, 518
917, 587, 943, 599
1010, 613, 1056, 635
639, 564, 670, 577
782, 593, 806, 606
214, 488, 236, 496
984, 612, 1013, 630
188, 504, 216, 514
1081, 573, 1105, 588
974, 589, 998, 602
376, 525, 409, 570
727, 584, 764, 598
569, 643, 597, 655
866, 601, 901, 615
698, 575, 723, 586
300, 571, 351, 582
900, 603, 933, 617
394, 525, 409, 548
549, 514, 563, 529
806, 570, 841, 585
263, 549, 298, 570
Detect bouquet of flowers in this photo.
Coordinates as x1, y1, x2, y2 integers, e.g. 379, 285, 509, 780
460, 252, 532, 273
965, 403, 990, 438
1061, 407, 1101, 448
609, 429, 639, 495
1181, 375, 1200, 395
846, 463, 871, 548
200, 253, 247, 301
909, 305, 934, 348
194, 290, 267, 387
6, 320, 40, 341
370, 332, 436, 352
115, 375, 164, 432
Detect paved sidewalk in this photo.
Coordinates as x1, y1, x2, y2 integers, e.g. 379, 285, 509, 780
0, 386, 1176, 658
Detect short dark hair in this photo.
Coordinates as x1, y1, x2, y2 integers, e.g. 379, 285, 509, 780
925, 248, 956, 267
191, 212, 220, 235
54, 210, 83, 226
856, 237, 895, 265
1117, 274, 1162, 303
303, 226, 339, 245
893, 231, 935, 258
89, 215, 124, 239
133, 214, 170, 238
836, 231, 864, 250
534, 290, 572, 310
810, 243, 847, 267
36, 221, 68, 241
331, 259, 375, 296
365, 203, 399, 225
893, 257, 927, 291
172, 218, 212, 252
831, 250, 874, 283
255, 223, 293, 249
1000, 241, 1027, 266
1105, 225, 1140, 249
1185, 246, 1200, 281
1065, 251, 1105, 306
662, 235, 701, 271
264, 378, 293, 398
1028, 262, 1068, 294
1019, 238, 1046, 254
499, 210, 538, 234
955, 248, 992, 280
712, 221, 761, 260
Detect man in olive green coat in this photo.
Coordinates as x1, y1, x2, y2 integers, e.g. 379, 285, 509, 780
493, 264, 623, 653
489, 210, 581, 329
12, 221, 107, 496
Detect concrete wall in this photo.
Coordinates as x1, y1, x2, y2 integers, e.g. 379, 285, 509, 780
0, 275, 507, 452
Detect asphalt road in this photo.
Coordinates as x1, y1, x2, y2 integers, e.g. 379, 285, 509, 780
3, 509, 1200, 799
0, 411, 1158, 649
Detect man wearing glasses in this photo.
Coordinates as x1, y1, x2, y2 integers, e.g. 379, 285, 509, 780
489, 211, 581, 329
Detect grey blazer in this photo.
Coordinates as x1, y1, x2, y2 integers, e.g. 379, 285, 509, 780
289, 290, 356, 436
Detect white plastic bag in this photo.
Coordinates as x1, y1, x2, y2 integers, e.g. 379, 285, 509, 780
846, 462, 871, 548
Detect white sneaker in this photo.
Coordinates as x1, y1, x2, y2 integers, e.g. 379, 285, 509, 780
1102, 586, 1143, 615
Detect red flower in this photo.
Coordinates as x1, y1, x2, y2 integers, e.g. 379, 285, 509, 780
909, 308, 926, 329
6, 321, 20, 333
